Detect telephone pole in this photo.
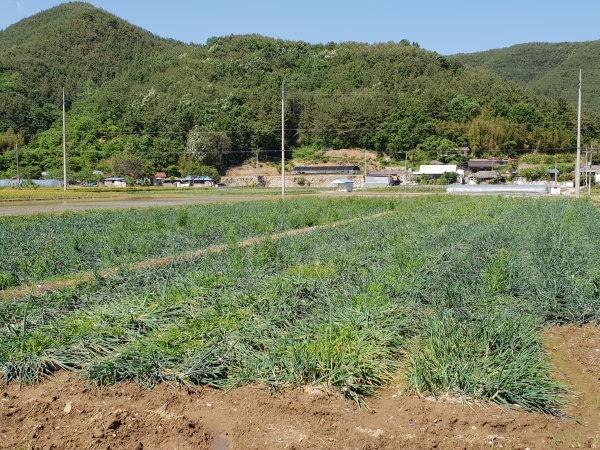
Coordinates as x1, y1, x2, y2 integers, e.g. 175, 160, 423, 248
281, 80, 285, 197
15, 143, 20, 187
62, 88, 68, 191
576, 70, 582, 198
589, 151, 592, 196
364, 151, 367, 184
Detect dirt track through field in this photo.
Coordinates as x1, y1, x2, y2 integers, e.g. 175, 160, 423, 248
1, 210, 396, 300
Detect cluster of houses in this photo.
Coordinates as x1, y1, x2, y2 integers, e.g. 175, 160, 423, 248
99, 172, 216, 188
292, 158, 521, 188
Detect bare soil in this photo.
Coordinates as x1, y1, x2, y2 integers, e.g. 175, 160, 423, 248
223, 149, 379, 177
323, 149, 377, 161
0, 195, 281, 217
2, 325, 600, 449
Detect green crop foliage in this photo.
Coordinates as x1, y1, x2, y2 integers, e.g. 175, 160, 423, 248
3, 195, 600, 417
0, 196, 410, 286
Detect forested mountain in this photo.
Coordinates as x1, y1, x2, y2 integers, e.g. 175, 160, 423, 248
0, 2, 597, 181
451, 41, 600, 114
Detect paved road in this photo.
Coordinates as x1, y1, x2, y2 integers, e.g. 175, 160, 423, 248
0, 195, 279, 216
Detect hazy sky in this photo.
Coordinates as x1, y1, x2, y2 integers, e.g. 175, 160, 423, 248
1, 0, 598, 55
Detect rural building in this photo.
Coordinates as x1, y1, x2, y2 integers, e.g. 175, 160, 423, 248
330, 178, 354, 192
468, 159, 498, 172
292, 166, 361, 175
365, 171, 398, 187
104, 177, 126, 187
175, 175, 214, 187
153, 171, 168, 186
574, 165, 600, 183
413, 165, 458, 179
473, 170, 498, 181
468, 158, 517, 173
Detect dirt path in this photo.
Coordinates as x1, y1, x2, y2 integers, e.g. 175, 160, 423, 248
543, 324, 600, 445
0, 194, 289, 216
1, 325, 599, 449
1, 211, 396, 300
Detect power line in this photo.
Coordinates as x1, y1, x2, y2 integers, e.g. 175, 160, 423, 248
16, 118, 600, 139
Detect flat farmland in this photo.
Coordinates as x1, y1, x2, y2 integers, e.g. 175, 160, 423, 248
2, 195, 600, 449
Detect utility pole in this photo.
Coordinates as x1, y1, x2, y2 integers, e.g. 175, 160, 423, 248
405, 151, 408, 182
62, 88, 68, 191
255, 148, 259, 185
576, 69, 582, 198
585, 146, 589, 194
592, 143, 596, 195
364, 151, 367, 184
15, 143, 20, 187
590, 145, 594, 195
281, 81, 285, 197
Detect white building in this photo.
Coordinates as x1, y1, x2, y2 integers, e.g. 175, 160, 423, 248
365, 171, 398, 188
413, 165, 458, 179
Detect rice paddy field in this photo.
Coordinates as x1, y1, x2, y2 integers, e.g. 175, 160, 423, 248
2, 194, 600, 449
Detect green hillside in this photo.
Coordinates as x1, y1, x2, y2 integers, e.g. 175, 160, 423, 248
451, 41, 600, 114
0, 3, 598, 182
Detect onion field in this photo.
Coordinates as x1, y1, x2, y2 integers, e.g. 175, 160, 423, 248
0, 196, 403, 288
2, 195, 600, 416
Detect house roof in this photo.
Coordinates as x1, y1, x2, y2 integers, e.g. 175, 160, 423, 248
183, 175, 213, 181
415, 165, 457, 175
293, 166, 360, 172
474, 171, 498, 179
105, 177, 125, 181
331, 178, 354, 184
154, 172, 167, 178
468, 159, 498, 169
573, 165, 600, 173
366, 171, 398, 177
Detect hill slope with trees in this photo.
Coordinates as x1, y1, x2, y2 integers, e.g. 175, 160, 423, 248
451, 41, 600, 114
0, 3, 598, 181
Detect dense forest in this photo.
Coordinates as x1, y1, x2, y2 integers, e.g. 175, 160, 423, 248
0, 2, 598, 181
451, 41, 600, 115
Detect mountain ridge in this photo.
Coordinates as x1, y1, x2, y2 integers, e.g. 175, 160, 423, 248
0, 3, 597, 181
450, 41, 600, 113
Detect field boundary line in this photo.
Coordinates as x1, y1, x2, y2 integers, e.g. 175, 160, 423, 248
1, 210, 398, 300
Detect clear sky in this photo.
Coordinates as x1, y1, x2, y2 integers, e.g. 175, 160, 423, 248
1, 0, 598, 55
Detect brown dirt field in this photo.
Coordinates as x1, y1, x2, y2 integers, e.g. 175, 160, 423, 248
225, 165, 280, 176
224, 149, 377, 177
324, 149, 377, 160
2, 324, 600, 450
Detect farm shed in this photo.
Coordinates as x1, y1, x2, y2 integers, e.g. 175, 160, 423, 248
330, 179, 354, 192
292, 166, 361, 175
413, 165, 458, 179
104, 177, 126, 187
365, 171, 398, 187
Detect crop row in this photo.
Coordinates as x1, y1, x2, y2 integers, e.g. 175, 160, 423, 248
2, 196, 600, 415
0, 195, 422, 288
